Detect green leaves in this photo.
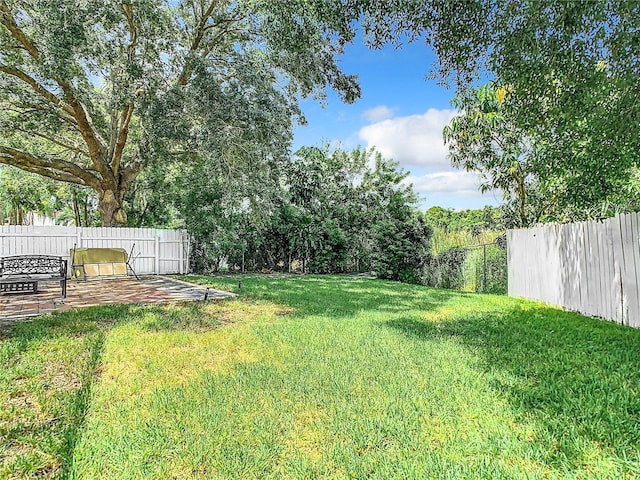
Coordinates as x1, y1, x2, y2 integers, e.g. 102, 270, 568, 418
361, 0, 640, 223
444, 83, 533, 226
173, 143, 430, 280
1, 0, 363, 225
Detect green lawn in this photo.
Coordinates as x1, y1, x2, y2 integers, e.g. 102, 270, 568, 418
2, 275, 640, 479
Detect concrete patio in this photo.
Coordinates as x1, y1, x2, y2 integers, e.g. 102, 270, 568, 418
0, 275, 234, 328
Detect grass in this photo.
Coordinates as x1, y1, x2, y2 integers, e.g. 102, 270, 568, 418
0, 306, 122, 478
2, 275, 640, 479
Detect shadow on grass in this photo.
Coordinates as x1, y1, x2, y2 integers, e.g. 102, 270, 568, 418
0, 305, 131, 479
0, 297, 246, 478
385, 306, 640, 470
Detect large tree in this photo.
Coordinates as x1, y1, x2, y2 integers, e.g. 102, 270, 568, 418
0, 0, 360, 225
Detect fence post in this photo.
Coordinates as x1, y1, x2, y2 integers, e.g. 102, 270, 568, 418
76, 229, 82, 248
186, 236, 191, 274
154, 235, 160, 274
179, 234, 184, 275
483, 243, 487, 292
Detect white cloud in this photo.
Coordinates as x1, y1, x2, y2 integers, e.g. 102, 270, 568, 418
404, 171, 486, 197
362, 105, 394, 122
358, 108, 457, 169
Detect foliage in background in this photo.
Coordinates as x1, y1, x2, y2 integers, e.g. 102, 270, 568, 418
0, 166, 99, 226
423, 206, 507, 294
179, 145, 432, 284
0, 166, 53, 224
123, 162, 183, 229
425, 205, 504, 234
429, 228, 502, 257
462, 245, 508, 294
370, 205, 431, 284
444, 84, 533, 227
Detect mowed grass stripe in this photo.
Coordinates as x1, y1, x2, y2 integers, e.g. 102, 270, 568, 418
64, 275, 640, 479
0, 306, 125, 478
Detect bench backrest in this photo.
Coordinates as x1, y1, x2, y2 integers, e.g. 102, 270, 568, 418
0, 255, 66, 277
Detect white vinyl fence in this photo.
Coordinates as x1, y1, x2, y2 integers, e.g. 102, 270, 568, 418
0, 225, 189, 276
508, 213, 640, 328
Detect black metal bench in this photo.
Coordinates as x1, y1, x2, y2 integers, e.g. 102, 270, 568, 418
0, 255, 67, 298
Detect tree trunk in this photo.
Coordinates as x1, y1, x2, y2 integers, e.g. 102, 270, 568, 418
83, 197, 89, 226
73, 193, 81, 226
98, 189, 127, 227
517, 176, 526, 227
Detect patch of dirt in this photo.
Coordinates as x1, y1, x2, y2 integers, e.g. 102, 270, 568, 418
95, 318, 118, 329
41, 361, 82, 393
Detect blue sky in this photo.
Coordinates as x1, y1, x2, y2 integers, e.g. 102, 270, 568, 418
292, 39, 501, 212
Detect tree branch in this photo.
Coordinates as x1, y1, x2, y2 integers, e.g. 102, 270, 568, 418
0, 160, 89, 186
177, 0, 221, 86
110, 3, 139, 175
0, 0, 39, 59
0, 1, 112, 185
60, 85, 114, 184
14, 127, 91, 158
118, 157, 141, 194
111, 103, 134, 175
122, 2, 138, 62
0, 65, 77, 120
0, 146, 102, 189
2, 101, 81, 132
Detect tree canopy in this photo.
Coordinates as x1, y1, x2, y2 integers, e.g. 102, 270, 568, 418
443, 84, 532, 226
0, 0, 361, 225
4, 1, 639, 228
362, 0, 640, 222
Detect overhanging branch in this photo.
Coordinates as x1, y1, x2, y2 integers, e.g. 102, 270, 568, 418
0, 157, 89, 186
0, 146, 102, 189
14, 127, 91, 158
0, 65, 77, 120
0, 0, 39, 59
0, 1, 113, 185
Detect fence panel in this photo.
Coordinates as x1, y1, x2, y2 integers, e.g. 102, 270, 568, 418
623, 214, 640, 326
508, 213, 640, 328
0, 225, 189, 275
